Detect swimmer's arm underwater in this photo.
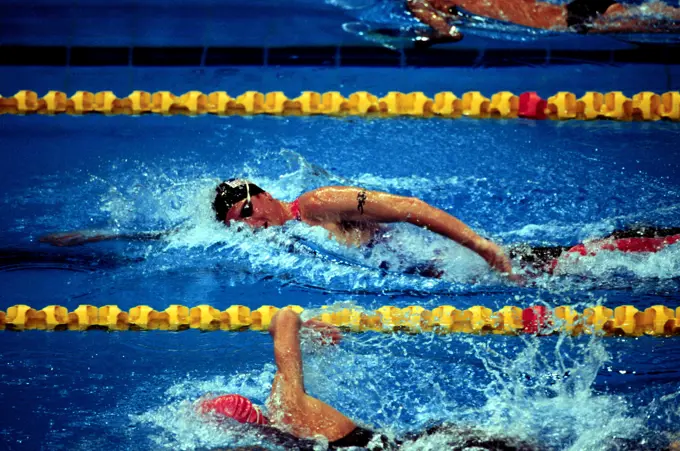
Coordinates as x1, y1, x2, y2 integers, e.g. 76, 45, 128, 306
39, 229, 173, 247
298, 186, 514, 276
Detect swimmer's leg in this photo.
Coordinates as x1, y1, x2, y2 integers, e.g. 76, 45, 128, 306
605, 226, 680, 240
39, 229, 173, 247
586, 1, 680, 33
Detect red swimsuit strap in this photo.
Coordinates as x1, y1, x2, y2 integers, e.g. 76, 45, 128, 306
290, 198, 302, 221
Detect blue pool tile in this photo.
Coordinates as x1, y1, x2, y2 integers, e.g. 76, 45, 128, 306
405, 48, 480, 67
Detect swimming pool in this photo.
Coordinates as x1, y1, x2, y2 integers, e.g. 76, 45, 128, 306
2, 1, 680, 449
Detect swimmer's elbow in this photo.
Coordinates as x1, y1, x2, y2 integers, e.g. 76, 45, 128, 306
398, 197, 429, 224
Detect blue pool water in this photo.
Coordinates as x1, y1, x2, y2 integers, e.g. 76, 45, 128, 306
1, 65, 680, 450
2, 0, 680, 448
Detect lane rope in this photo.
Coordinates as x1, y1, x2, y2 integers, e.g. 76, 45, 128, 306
0, 90, 678, 120
1, 304, 679, 336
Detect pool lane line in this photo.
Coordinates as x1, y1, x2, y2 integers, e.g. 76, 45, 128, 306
1, 90, 678, 120
1, 304, 679, 337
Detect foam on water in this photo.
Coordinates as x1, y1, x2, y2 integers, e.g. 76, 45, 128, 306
553, 244, 680, 280
469, 335, 642, 450
129, 367, 277, 450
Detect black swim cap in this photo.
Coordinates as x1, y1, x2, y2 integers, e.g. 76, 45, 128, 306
213, 179, 266, 222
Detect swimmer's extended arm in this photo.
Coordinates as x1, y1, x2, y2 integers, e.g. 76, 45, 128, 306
299, 187, 514, 276
39, 229, 171, 247
406, 0, 463, 42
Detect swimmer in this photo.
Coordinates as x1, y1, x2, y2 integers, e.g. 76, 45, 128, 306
197, 308, 542, 450
38, 181, 680, 282
406, 0, 680, 42
40, 179, 516, 279
211, 179, 515, 277
509, 226, 680, 275
199, 309, 680, 450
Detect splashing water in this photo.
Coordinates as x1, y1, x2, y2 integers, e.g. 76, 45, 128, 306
130, 329, 663, 451
129, 367, 277, 450
469, 335, 642, 450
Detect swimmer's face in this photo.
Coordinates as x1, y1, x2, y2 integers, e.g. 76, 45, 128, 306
224, 192, 284, 229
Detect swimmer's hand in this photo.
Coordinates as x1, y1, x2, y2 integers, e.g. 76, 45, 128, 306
478, 240, 523, 282
302, 319, 342, 346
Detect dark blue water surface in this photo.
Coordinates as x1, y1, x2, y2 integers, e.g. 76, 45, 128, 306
1, 65, 680, 451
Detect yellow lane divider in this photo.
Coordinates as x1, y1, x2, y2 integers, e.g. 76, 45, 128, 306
0, 90, 678, 120
1, 304, 679, 336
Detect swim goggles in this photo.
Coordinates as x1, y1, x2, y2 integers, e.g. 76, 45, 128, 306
239, 182, 254, 218
214, 178, 265, 219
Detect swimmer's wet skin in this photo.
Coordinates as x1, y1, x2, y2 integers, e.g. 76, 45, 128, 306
212, 179, 516, 279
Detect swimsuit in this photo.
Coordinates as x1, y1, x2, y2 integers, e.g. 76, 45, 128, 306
549, 233, 680, 273
565, 0, 617, 33
290, 198, 302, 221
329, 426, 397, 450
330, 427, 376, 448
512, 228, 680, 274
254, 424, 396, 450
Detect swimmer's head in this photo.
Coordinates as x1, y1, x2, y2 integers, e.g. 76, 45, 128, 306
198, 394, 269, 425
213, 179, 266, 222
213, 179, 292, 229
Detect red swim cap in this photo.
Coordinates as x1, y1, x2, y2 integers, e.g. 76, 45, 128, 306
199, 394, 269, 425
